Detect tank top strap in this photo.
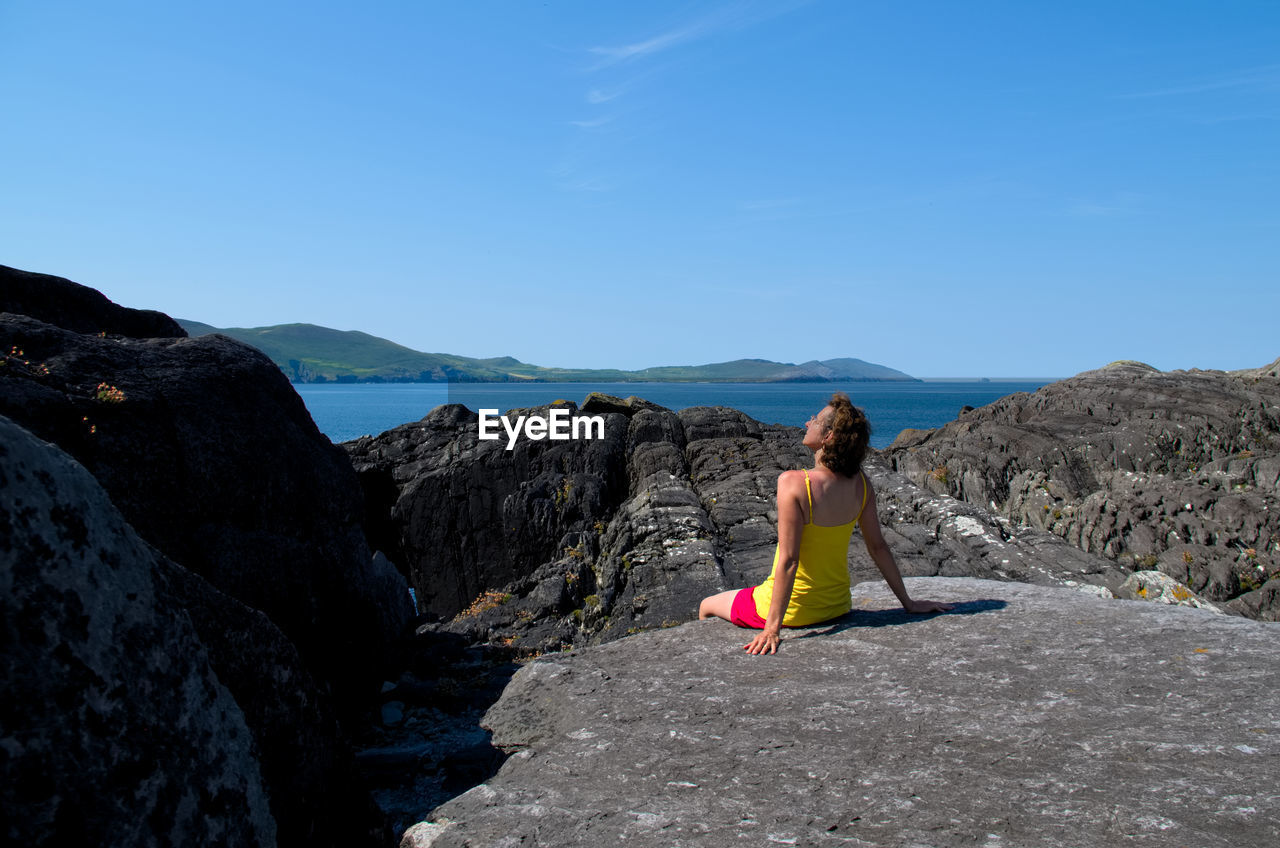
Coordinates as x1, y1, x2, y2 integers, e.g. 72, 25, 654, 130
803, 469, 814, 525
856, 470, 868, 524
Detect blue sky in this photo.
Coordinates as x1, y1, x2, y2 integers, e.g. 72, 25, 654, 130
2, 1, 1277, 377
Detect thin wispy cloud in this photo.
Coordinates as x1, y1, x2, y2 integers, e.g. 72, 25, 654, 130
587, 87, 623, 104
1118, 63, 1280, 99
562, 1, 813, 193
587, 23, 707, 66
584, 0, 813, 71
569, 115, 615, 130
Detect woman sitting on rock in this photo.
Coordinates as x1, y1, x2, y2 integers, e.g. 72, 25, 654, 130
698, 392, 952, 654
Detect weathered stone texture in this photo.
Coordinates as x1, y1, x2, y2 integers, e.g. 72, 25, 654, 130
424, 578, 1280, 847
885, 361, 1280, 618
0, 415, 277, 846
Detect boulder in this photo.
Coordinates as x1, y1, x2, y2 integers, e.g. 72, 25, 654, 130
0, 263, 184, 338
0, 301, 413, 718
0, 414, 393, 847
884, 360, 1280, 617
422, 578, 1280, 847
0, 415, 276, 846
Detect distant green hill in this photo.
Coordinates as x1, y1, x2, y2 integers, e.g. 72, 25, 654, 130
178, 320, 918, 384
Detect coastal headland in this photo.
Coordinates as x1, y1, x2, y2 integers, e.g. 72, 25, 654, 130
2, 264, 1277, 846
177, 318, 918, 384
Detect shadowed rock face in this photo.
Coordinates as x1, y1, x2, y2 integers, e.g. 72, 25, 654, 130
0, 305, 412, 716
421, 578, 1280, 847
347, 397, 1133, 659
0, 416, 395, 847
884, 361, 1280, 618
0, 416, 277, 847
1, 269, 408, 846
0, 264, 185, 338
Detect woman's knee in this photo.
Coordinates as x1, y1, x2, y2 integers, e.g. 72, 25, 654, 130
700, 589, 737, 621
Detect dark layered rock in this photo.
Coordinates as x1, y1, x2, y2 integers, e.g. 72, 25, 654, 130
347, 397, 1130, 659
0, 264, 185, 338
0, 303, 413, 715
885, 360, 1280, 619
157, 552, 394, 848
1, 414, 394, 846
1, 415, 276, 846
418, 578, 1280, 847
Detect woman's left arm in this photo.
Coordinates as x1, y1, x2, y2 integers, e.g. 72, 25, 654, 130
860, 480, 953, 614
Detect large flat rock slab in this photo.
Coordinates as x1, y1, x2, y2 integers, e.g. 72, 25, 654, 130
424, 578, 1278, 847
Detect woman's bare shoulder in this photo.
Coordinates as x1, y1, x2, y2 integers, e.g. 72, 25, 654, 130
776, 469, 808, 495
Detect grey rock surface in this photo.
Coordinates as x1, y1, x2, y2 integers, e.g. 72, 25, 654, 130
884, 360, 1280, 618
0, 415, 277, 846
425, 578, 1280, 847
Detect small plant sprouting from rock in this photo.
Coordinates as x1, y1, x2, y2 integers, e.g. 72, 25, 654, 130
4, 346, 51, 376
1182, 550, 1195, 565
553, 477, 573, 510
931, 465, 949, 485
95, 382, 126, 404
455, 590, 512, 620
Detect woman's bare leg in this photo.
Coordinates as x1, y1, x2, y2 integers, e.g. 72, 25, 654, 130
699, 589, 739, 622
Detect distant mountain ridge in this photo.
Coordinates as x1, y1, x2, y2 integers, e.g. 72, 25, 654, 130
178, 320, 918, 383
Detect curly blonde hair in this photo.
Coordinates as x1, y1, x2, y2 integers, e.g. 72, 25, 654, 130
818, 392, 871, 476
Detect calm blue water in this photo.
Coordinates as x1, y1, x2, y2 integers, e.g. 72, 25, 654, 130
296, 380, 1053, 449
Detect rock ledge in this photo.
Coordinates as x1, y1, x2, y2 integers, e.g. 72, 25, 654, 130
422, 577, 1279, 847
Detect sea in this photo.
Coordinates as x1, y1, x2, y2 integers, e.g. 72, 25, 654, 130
295, 380, 1054, 450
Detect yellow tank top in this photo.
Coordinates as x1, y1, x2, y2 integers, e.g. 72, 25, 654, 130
754, 469, 867, 626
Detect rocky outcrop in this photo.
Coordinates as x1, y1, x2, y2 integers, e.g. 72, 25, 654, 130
347, 396, 1136, 660
885, 361, 1280, 618
0, 284, 413, 715
1, 269, 413, 846
0, 264, 185, 338
419, 577, 1280, 847
1, 415, 276, 846
1, 414, 393, 847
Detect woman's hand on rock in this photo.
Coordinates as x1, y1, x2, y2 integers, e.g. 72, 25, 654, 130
744, 628, 781, 655
903, 598, 953, 614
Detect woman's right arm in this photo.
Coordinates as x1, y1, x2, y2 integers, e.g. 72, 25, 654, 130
860, 480, 953, 614
744, 470, 806, 655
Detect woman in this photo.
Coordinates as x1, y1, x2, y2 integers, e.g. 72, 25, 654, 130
698, 393, 952, 654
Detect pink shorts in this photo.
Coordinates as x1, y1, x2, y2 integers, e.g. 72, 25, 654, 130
729, 587, 768, 629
